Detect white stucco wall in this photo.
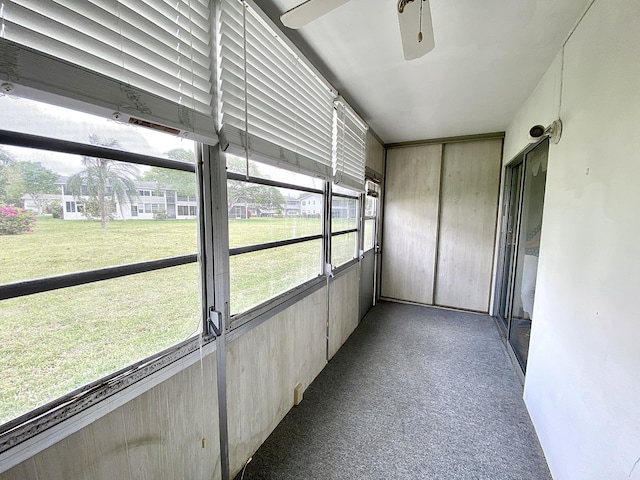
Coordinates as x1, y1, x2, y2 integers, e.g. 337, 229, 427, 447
504, 0, 640, 478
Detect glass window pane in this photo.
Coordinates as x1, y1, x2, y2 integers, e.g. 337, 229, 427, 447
0, 264, 200, 425
0, 147, 197, 285
364, 218, 375, 251
332, 231, 357, 268
364, 195, 377, 217
331, 196, 358, 232
230, 240, 322, 315
226, 155, 325, 190
0, 96, 196, 162
333, 184, 358, 196
228, 180, 322, 248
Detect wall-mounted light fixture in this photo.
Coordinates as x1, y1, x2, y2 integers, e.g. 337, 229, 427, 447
528, 119, 562, 144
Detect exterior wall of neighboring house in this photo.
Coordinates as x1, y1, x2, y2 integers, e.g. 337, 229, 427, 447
299, 193, 322, 217
331, 197, 357, 219
283, 196, 300, 217
47, 181, 198, 221
21, 193, 62, 214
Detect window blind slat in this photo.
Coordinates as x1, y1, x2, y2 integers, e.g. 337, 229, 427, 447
1, 0, 214, 139
246, 73, 334, 139
245, 27, 334, 119
334, 99, 367, 191
217, 0, 336, 179
247, 95, 333, 159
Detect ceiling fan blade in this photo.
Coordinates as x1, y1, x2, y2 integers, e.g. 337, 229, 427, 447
281, 0, 352, 29
398, 0, 435, 60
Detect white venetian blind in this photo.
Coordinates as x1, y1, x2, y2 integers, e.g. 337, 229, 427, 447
334, 98, 367, 191
0, 0, 214, 140
217, 0, 336, 179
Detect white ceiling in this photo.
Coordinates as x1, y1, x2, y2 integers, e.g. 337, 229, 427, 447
258, 0, 591, 144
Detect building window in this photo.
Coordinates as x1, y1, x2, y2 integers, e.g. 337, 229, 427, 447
65, 201, 76, 213
178, 205, 197, 216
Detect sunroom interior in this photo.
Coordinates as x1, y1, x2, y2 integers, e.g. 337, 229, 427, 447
0, 0, 638, 479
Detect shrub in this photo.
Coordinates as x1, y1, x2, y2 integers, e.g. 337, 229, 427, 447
0, 205, 36, 235
153, 211, 168, 220
49, 201, 63, 219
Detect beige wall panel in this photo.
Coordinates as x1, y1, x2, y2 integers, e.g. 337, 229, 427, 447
366, 131, 385, 177
121, 357, 220, 480
1, 354, 221, 480
380, 144, 442, 304
226, 287, 328, 477
435, 139, 502, 312
328, 266, 360, 359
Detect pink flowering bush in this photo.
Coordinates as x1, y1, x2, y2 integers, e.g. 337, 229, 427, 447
0, 205, 36, 235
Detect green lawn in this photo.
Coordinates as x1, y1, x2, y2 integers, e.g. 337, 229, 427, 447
0, 216, 356, 424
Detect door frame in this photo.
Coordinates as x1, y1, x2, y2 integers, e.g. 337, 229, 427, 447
493, 138, 549, 372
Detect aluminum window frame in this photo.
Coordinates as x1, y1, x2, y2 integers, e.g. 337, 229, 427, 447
226, 166, 327, 328
0, 128, 213, 457
330, 188, 360, 271
362, 179, 380, 253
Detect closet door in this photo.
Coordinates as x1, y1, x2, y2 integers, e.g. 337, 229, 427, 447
434, 139, 502, 312
381, 145, 442, 304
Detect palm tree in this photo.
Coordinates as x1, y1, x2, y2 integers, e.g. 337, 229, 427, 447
67, 135, 138, 228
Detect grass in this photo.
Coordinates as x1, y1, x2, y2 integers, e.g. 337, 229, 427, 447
0, 216, 198, 284
0, 216, 356, 424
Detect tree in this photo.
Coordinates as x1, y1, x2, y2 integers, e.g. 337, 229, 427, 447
227, 181, 285, 212
0, 148, 18, 205
66, 135, 138, 228
226, 156, 285, 214
142, 148, 196, 197
14, 161, 59, 213
226, 155, 260, 177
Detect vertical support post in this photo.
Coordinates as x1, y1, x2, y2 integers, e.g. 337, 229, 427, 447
203, 145, 231, 480
323, 180, 332, 361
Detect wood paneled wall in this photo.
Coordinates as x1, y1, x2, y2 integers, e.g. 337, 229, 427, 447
381, 145, 442, 304
381, 138, 502, 312
226, 287, 327, 476
1, 354, 221, 480
435, 139, 502, 311
329, 266, 360, 359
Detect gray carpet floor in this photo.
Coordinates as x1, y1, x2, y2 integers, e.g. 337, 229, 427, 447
235, 301, 551, 480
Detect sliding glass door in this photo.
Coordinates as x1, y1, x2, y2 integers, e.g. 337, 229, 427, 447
497, 139, 548, 371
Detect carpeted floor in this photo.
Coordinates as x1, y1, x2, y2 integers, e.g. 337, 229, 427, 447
234, 301, 551, 480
